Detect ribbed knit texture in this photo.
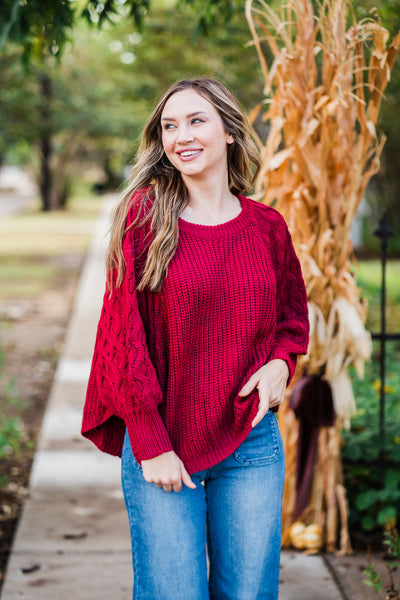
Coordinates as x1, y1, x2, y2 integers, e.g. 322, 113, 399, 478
81, 191, 309, 474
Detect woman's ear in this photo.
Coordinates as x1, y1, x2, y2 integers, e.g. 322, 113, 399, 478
226, 133, 234, 144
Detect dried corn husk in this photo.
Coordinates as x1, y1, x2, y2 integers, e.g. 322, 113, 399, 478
246, 0, 400, 554
328, 370, 356, 431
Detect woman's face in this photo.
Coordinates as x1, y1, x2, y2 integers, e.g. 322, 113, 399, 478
161, 89, 233, 182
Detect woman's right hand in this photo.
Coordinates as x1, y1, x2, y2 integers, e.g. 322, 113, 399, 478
141, 451, 196, 492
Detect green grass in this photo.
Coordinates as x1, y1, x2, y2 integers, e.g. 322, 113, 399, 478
354, 259, 400, 332
0, 195, 101, 258
0, 257, 62, 299
0, 194, 102, 301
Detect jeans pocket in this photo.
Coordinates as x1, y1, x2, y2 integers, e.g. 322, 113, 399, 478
132, 454, 143, 473
122, 430, 143, 473
233, 411, 281, 466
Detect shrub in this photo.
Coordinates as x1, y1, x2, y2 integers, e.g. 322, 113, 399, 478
0, 340, 24, 488
364, 519, 400, 598
343, 345, 400, 534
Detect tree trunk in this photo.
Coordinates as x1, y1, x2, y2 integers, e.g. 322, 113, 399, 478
103, 156, 121, 191
38, 72, 52, 212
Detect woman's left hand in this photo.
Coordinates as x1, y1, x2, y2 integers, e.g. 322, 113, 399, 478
238, 359, 289, 428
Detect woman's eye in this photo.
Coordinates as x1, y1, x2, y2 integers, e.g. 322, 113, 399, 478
163, 123, 175, 130
192, 118, 203, 124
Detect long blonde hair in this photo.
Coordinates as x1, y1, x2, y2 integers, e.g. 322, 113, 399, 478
107, 77, 261, 293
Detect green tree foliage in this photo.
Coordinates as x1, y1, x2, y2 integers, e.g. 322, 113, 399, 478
0, 0, 75, 61
351, 0, 400, 235
0, 53, 38, 167
0, 0, 252, 209
0, 5, 262, 208
0, 0, 244, 60
1, 0, 399, 227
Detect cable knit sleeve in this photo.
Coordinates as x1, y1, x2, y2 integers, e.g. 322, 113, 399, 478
81, 197, 174, 461
267, 214, 309, 383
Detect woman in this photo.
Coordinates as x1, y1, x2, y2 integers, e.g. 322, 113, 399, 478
82, 77, 309, 600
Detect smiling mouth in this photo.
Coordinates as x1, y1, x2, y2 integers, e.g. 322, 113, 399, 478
177, 149, 202, 158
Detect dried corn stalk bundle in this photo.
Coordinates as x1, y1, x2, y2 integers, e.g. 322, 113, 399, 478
246, 0, 400, 553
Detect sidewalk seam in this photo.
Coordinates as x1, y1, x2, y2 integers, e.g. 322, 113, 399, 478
322, 553, 352, 600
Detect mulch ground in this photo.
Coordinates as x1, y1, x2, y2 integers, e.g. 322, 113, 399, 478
0, 260, 82, 593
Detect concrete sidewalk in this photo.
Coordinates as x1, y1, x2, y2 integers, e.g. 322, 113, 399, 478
1, 195, 344, 599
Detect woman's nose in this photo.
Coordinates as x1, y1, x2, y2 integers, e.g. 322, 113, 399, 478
177, 126, 195, 144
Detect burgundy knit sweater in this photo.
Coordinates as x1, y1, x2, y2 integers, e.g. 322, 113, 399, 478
81, 190, 309, 474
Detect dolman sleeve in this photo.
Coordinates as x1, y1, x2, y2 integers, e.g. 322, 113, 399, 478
268, 218, 309, 383
81, 197, 174, 461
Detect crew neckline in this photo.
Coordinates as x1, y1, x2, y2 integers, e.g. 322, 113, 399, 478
178, 195, 252, 239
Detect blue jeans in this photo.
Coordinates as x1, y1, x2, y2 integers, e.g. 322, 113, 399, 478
121, 411, 285, 600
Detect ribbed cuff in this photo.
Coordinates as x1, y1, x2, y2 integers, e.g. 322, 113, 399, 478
123, 406, 174, 462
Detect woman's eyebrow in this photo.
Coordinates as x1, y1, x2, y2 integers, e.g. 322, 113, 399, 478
161, 111, 207, 121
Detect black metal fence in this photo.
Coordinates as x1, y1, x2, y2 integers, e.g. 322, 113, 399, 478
371, 213, 400, 484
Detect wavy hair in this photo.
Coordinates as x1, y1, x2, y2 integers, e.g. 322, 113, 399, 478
106, 77, 261, 292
